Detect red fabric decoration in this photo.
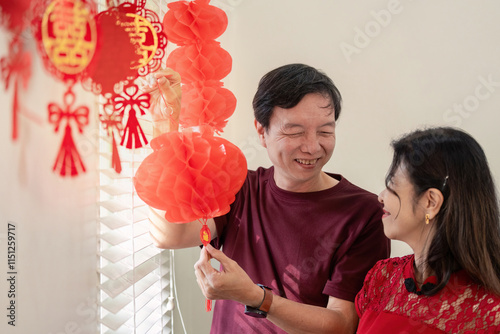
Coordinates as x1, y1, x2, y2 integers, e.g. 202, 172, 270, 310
82, 7, 141, 95
162, 0, 228, 45
111, 135, 122, 174
99, 98, 124, 173
131, 2, 168, 77
0, 0, 32, 32
0, 0, 33, 141
82, 0, 168, 174
48, 86, 89, 177
180, 83, 236, 133
112, 82, 150, 149
134, 125, 247, 223
35, 0, 98, 82
0, 35, 31, 140
32, 0, 97, 176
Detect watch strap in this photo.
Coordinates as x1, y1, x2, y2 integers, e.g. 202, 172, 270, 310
244, 284, 273, 318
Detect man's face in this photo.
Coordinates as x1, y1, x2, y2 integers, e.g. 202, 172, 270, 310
255, 93, 336, 192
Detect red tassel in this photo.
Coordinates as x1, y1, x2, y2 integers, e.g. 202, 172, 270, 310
200, 222, 212, 312
111, 133, 122, 173
53, 124, 86, 177
12, 79, 18, 140
120, 109, 148, 149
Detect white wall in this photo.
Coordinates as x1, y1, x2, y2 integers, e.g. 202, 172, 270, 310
219, 0, 500, 255
1, 1, 499, 334
0, 32, 98, 333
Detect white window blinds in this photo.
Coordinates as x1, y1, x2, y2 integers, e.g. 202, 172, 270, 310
96, 1, 177, 332
98, 115, 173, 334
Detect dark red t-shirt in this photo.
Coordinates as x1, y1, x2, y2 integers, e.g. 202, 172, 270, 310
211, 167, 390, 333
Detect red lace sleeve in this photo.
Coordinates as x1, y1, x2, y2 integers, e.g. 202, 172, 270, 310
355, 256, 400, 317
356, 254, 500, 333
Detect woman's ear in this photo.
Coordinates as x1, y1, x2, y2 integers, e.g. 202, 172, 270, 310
254, 119, 267, 148
423, 188, 444, 219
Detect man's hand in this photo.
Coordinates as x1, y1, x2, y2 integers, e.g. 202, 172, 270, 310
194, 244, 264, 307
140, 68, 182, 135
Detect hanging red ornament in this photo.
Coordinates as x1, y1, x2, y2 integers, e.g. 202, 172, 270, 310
180, 83, 236, 133
166, 41, 232, 83
138, 0, 243, 314
126, 0, 168, 76
0, 0, 33, 141
112, 82, 150, 149
82, 7, 142, 95
0, 0, 32, 32
82, 0, 168, 174
99, 98, 124, 174
0, 35, 32, 140
162, 0, 228, 45
38, 0, 97, 81
134, 125, 247, 223
48, 85, 89, 177
32, 0, 97, 177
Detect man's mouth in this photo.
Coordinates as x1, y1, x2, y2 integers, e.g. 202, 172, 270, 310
295, 158, 319, 165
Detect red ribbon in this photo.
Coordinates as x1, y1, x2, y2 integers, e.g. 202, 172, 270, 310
100, 100, 124, 173
48, 89, 89, 133
1, 35, 32, 140
200, 220, 212, 312
112, 83, 150, 149
48, 87, 90, 177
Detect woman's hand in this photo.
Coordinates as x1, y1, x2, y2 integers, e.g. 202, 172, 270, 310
140, 68, 182, 135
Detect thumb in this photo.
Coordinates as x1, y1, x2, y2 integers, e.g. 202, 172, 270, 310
204, 244, 229, 264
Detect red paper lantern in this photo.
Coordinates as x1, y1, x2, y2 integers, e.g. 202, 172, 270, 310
180, 84, 236, 133
162, 0, 227, 45
166, 41, 232, 83
133, 125, 247, 223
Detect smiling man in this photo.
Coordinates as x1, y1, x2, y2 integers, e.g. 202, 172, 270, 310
149, 63, 390, 333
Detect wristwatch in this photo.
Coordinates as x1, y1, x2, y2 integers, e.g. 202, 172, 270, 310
244, 284, 273, 318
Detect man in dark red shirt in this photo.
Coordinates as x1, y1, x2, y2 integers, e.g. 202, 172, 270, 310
149, 64, 390, 333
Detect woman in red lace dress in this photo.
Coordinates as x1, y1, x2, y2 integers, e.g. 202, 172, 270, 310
355, 127, 500, 333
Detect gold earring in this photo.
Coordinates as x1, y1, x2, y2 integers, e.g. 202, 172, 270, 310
425, 214, 430, 225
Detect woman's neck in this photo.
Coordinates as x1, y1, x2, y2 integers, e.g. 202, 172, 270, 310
413, 248, 434, 285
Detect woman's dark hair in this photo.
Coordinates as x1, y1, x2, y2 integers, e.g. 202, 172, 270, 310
386, 127, 500, 296
252, 63, 342, 129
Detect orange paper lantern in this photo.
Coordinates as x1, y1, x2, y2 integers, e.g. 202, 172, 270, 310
134, 125, 247, 223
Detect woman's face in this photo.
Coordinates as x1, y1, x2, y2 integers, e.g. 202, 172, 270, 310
378, 164, 429, 248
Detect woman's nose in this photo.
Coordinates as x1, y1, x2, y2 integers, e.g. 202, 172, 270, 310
378, 189, 386, 204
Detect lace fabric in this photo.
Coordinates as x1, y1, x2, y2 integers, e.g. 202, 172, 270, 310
356, 255, 500, 333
